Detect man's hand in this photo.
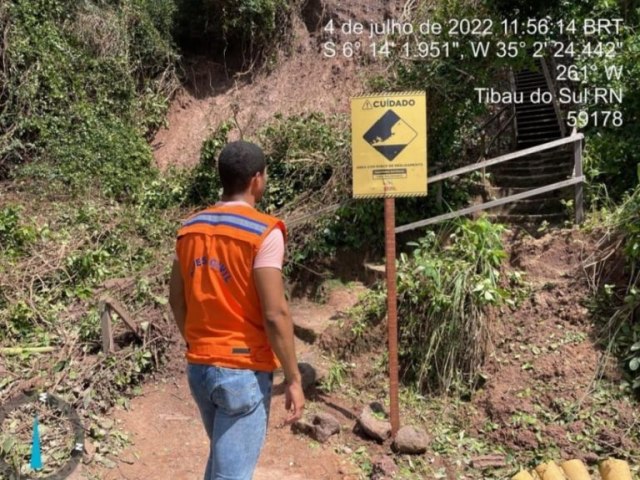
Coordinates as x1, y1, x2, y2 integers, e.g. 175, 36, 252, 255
284, 379, 305, 424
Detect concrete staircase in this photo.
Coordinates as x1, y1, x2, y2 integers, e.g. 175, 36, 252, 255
513, 68, 562, 148
486, 63, 574, 224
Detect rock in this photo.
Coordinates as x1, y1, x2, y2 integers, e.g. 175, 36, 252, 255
292, 412, 341, 443
299, 362, 317, 392
371, 455, 398, 480
581, 452, 600, 465
392, 426, 430, 454
336, 445, 353, 455
291, 418, 316, 438
94, 454, 117, 469
312, 412, 340, 443
98, 417, 114, 430
358, 402, 391, 442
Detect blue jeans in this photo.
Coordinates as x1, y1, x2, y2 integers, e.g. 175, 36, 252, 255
187, 363, 273, 480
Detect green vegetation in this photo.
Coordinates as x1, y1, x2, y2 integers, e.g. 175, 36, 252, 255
0, 0, 182, 422
591, 189, 640, 393
556, 1, 639, 202
320, 357, 351, 393
173, 0, 290, 66
0, 0, 178, 197
344, 217, 514, 395
396, 217, 512, 393
378, 1, 518, 182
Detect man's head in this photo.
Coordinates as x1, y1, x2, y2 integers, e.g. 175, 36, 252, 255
218, 141, 267, 201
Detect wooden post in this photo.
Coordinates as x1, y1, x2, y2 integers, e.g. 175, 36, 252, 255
384, 197, 400, 437
573, 137, 584, 224
99, 300, 115, 354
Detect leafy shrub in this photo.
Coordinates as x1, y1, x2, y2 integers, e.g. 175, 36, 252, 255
183, 121, 232, 207
396, 217, 509, 393
350, 217, 510, 394
595, 188, 640, 392
0, 0, 178, 197
0, 206, 38, 256
259, 112, 349, 213
554, 0, 639, 202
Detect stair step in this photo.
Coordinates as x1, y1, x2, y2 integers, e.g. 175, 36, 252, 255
489, 161, 573, 175
492, 172, 572, 188
516, 73, 545, 79
516, 109, 557, 116
502, 158, 572, 170
516, 74, 544, 81
485, 185, 573, 198
517, 83, 549, 89
518, 124, 561, 132
518, 134, 562, 142
516, 86, 549, 93
516, 117, 560, 126
518, 141, 563, 149
505, 154, 573, 166
516, 81, 547, 88
517, 116, 558, 124
518, 126, 562, 134
515, 104, 556, 111
528, 149, 573, 158
518, 135, 563, 142
518, 131, 563, 138
518, 133, 565, 141
516, 70, 543, 77
518, 140, 563, 147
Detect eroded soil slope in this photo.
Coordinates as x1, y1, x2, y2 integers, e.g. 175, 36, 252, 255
153, 0, 399, 170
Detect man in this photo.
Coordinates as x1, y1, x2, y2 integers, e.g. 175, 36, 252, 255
169, 140, 304, 480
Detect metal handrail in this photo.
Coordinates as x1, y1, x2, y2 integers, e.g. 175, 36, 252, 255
397, 133, 585, 232
427, 133, 582, 184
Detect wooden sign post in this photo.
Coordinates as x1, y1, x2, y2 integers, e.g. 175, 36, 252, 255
351, 92, 427, 436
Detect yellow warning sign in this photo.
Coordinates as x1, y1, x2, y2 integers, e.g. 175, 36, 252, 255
351, 92, 427, 198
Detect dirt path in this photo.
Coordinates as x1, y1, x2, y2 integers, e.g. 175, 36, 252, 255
87, 375, 354, 480
84, 286, 367, 480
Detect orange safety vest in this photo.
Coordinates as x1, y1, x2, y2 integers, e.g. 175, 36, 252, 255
175, 204, 286, 372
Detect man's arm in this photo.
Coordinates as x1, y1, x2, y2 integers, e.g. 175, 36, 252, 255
254, 267, 304, 424
169, 258, 187, 342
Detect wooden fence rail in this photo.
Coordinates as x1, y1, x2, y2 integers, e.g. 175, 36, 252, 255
396, 133, 585, 233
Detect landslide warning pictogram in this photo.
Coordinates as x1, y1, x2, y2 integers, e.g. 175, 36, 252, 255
363, 109, 418, 161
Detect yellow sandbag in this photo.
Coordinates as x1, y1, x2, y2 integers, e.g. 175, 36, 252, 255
599, 458, 632, 480
535, 461, 568, 480
531, 470, 542, 480
512, 471, 535, 480
560, 459, 591, 480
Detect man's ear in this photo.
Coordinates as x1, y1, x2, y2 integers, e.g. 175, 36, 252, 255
248, 173, 262, 197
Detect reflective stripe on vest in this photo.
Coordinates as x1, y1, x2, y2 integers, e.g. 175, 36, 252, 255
183, 212, 269, 236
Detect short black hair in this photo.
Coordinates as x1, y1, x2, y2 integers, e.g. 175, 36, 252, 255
217, 141, 266, 195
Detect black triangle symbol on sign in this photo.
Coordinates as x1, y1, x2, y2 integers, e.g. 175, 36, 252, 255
362, 100, 373, 110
